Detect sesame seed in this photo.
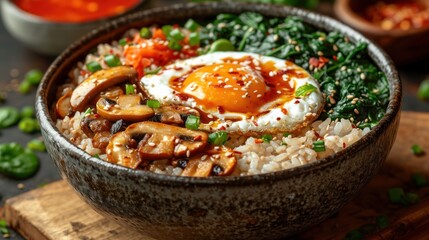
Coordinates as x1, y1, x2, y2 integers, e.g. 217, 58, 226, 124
257, 94, 262, 98
214, 146, 220, 150
148, 142, 156, 147
360, 73, 366, 80
354, 109, 360, 115
295, 46, 301, 52
175, 138, 180, 144
201, 155, 208, 160
17, 183, 25, 189
186, 150, 190, 157
317, 51, 324, 56
333, 45, 338, 51
269, 71, 276, 77
282, 75, 288, 81
347, 95, 354, 99
277, 90, 281, 94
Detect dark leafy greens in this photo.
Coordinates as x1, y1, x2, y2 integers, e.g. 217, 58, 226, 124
199, 13, 389, 128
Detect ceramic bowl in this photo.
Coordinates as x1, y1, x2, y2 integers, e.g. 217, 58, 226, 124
35, 3, 402, 240
0, 0, 144, 55
335, 0, 429, 65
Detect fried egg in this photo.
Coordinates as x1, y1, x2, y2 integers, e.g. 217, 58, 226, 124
140, 52, 325, 135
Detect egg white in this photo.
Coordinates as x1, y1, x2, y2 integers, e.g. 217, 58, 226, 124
140, 52, 325, 134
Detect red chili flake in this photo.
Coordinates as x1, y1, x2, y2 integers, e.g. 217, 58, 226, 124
236, 80, 245, 86
343, 142, 347, 148
252, 121, 259, 126
333, 55, 338, 61
217, 106, 225, 114
351, 125, 356, 129
281, 108, 288, 115
233, 150, 243, 155
276, 117, 281, 121
255, 139, 263, 144
309, 57, 319, 67
219, 126, 226, 130
80, 70, 89, 76
294, 100, 300, 104
215, 82, 226, 88
194, 135, 202, 141
314, 131, 323, 140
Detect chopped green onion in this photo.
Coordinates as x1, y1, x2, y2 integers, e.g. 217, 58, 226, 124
86, 61, 102, 73
168, 40, 182, 51
118, 38, 127, 46
0, 107, 20, 128
162, 25, 173, 36
313, 140, 325, 152
344, 229, 363, 240
412, 173, 428, 187
189, 32, 200, 46
169, 29, 185, 41
82, 108, 93, 118
283, 133, 291, 137
261, 134, 272, 143
18, 118, 40, 133
21, 106, 35, 118
388, 187, 406, 204
24, 69, 43, 85
146, 99, 161, 108
411, 144, 424, 156
104, 55, 121, 67
185, 115, 200, 130
140, 27, 152, 39
295, 83, 317, 97
418, 79, 429, 101
208, 131, 228, 145
0, 219, 9, 235
358, 223, 377, 235
209, 39, 235, 52
18, 81, 32, 94
144, 67, 161, 75
93, 153, 100, 158
184, 19, 200, 31
125, 84, 135, 95
376, 216, 389, 229
406, 193, 419, 204
27, 139, 46, 152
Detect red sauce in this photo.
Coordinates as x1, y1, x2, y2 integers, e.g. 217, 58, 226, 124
363, 0, 429, 30
14, 0, 140, 23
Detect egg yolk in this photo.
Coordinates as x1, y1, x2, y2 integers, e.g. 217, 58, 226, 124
181, 63, 268, 113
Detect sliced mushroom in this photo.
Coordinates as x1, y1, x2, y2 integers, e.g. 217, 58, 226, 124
106, 122, 208, 167
96, 94, 154, 122
92, 131, 111, 150
70, 66, 138, 112
56, 92, 72, 119
149, 105, 200, 126
80, 114, 112, 138
106, 131, 141, 169
179, 146, 237, 177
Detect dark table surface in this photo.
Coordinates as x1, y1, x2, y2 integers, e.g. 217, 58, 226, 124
0, 0, 428, 239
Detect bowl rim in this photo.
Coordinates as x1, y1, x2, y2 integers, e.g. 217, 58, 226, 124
2, 0, 146, 26
36, 2, 402, 186
334, 0, 429, 37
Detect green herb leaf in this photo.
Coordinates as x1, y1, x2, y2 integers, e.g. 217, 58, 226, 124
104, 54, 121, 67
313, 140, 325, 152
140, 27, 152, 39
144, 67, 162, 75
295, 84, 317, 97
86, 61, 102, 73
185, 19, 200, 32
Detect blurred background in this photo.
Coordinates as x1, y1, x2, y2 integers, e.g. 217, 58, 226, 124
0, 0, 428, 239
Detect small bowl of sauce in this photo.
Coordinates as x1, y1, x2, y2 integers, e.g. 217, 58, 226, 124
335, 0, 429, 64
1, 0, 144, 55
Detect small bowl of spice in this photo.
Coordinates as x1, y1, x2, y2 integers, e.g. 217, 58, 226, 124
1, 0, 144, 55
335, 0, 429, 64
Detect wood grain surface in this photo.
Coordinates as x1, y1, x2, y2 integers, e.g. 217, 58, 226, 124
3, 111, 429, 240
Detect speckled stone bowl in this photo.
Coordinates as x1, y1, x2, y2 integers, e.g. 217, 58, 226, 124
35, 3, 401, 240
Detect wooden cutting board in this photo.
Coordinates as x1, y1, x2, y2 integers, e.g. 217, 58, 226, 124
2, 111, 429, 240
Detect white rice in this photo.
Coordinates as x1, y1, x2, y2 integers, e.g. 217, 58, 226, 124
57, 113, 369, 176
